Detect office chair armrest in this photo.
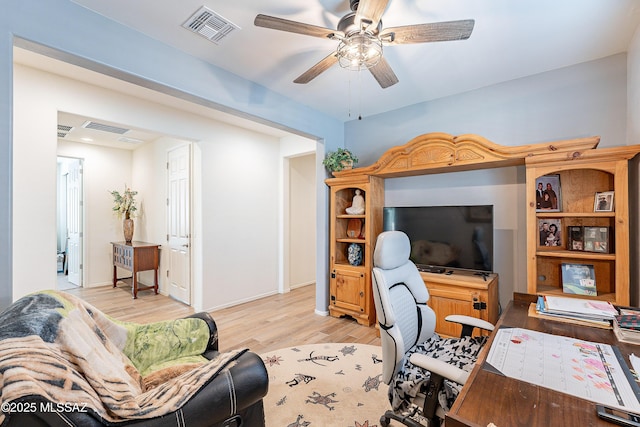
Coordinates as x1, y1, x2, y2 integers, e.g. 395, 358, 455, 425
409, 353, 470, 385
445, 314, 495, 337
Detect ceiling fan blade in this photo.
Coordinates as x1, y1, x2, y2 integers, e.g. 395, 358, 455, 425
354, 0, 389, 31
254, 14, 342, 39
294, 52, 339, 84
381, 19, 475, 45
368, 56, 398, 88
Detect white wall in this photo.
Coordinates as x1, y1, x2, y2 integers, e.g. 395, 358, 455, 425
289, 154, 317, 288
200, 130, 281, 309
13, 65, 58, 298
13, 61, 313, 312
280, 136, 317, 294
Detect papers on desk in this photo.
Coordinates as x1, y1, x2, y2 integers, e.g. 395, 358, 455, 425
533, 295, 617, 328
614, 308, 640, 344
485, 327, 640, 413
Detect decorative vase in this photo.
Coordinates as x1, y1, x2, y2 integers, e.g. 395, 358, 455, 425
123, 218, 134, 243
347, 243, 363, 266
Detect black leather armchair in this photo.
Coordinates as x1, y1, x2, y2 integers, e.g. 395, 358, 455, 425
0, 291, 269, 427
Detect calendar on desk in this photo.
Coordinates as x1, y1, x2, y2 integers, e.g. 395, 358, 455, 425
485, 327, 640, 413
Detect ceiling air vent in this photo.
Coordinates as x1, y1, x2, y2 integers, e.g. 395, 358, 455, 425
182, 6, 240, 44
58, 124, 73, 138
82, 121, 129, 135
118, 136, 144, 145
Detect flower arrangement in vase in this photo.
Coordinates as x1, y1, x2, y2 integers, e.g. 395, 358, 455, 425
110, 185, 138, 242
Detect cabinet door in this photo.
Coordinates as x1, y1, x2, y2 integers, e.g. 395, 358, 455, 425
330, 269, 366, 313
427, 286, 488, 337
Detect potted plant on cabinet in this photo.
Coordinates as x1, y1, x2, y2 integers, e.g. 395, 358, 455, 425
322, 148, 359, 173
111, 185, 138, 243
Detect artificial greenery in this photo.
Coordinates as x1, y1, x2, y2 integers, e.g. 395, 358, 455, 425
110, 185, 138, 220
322, 148, 359, 172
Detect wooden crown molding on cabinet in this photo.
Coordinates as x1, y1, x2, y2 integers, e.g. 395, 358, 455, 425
333, 132, 601, 178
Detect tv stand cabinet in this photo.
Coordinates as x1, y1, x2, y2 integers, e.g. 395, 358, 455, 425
421, 270, 499, 337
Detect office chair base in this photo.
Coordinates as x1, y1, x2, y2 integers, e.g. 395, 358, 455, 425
380, 408, 440, 427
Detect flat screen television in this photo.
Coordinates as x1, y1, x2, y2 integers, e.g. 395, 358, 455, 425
383, 205, 494, 273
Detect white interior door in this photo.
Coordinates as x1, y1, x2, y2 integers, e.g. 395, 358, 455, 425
66, 158, 83, 286
167, 145, 191, 304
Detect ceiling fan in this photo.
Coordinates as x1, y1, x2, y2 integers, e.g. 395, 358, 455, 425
254, 0, 474, 88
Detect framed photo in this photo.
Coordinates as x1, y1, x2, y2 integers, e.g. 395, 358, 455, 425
583, 226, 611, 253
594, 191, 614, 212
538, 218, 562, 247
568, 226, 584, 251
562, 263, 596, 296
535, 174, 561, 212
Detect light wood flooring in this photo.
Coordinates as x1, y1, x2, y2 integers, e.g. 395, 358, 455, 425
66, 284, 381, 354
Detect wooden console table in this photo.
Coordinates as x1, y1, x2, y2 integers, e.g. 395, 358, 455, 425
111, 241, 160, 299
446, 294, 637, 426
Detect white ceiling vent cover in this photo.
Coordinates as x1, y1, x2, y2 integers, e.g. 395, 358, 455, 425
183, 6, 240, 44
118, 136, 144, 145
58, 124, 73, 138
82, 121, 129, 135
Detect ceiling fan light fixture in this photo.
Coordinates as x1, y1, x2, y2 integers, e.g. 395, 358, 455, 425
337, 33, 382, 71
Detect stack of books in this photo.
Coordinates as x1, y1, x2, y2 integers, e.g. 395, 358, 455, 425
532, 295, 618, 329
613, 308, 640, 344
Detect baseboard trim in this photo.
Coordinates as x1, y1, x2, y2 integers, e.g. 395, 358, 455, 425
290, 281, 315, 290
207, 290, 279, 313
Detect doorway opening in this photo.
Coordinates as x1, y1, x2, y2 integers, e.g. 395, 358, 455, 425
57, 156, 83, 291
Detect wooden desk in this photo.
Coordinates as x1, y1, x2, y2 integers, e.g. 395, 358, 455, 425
447, 294, 637, 427
111, 241, 160, 299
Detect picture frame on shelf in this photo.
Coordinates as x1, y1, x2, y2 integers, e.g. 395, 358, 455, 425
568, 226, 584, 251
594, 191, 614, 212
538, 218, 562, 247
535, 174, 561, 212
561, 263, 597, 296
583, 226, 611, 253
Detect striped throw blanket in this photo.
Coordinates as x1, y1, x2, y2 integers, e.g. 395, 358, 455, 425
0, 290, 244, 424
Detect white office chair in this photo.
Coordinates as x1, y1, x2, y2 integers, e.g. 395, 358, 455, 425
372, 231, 495, 427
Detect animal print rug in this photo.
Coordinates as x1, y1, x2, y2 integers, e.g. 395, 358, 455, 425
261, 343, 390, 427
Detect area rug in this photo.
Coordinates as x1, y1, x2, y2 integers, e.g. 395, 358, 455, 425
261, 343, 391, 427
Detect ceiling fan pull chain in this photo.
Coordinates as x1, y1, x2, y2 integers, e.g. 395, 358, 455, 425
358, 70, 363, 120
348, 74, 353, 119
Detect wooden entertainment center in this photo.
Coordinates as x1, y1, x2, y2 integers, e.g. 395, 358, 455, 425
326, 132, 640, 334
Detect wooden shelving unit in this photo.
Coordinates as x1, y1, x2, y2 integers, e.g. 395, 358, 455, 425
326, 174, 383, 326
525, 146, 640, 305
